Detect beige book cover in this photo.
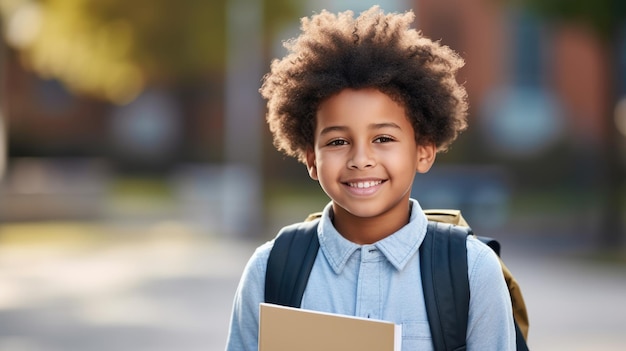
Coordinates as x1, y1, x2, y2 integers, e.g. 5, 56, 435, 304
259, 303, 402, 351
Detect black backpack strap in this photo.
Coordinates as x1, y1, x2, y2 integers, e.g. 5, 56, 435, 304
264, 219, 320, 308
515, 322, 530, 351
420, 221, 471, 351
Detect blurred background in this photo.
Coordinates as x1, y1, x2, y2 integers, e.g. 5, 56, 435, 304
0, 0, 625, 350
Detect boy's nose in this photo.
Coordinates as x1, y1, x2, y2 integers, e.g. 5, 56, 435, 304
348, 144, 376, 169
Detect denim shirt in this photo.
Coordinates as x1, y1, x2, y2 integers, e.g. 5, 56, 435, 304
225, 199, 515, 350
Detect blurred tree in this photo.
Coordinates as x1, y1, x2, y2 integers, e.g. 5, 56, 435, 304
0, 0, 299, 104
513, 0, 626, 248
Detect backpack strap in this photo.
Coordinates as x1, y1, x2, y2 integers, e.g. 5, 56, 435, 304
420, 221, 471, 351
421, 222, 531, 351
264, 219, 320, 308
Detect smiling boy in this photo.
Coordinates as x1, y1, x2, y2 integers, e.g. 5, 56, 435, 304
308, 88, 434, 245
226, 6, 515, 351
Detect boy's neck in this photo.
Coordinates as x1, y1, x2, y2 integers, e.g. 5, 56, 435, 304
331, 202, 412, 245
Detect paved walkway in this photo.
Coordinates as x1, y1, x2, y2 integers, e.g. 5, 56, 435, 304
0, 222, 255, 351
502, 248, 626, 350
0, 221, 624, 351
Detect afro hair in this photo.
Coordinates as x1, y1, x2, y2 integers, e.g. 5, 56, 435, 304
260, 6, 468, 164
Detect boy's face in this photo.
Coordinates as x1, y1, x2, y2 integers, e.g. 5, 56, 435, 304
306, 88, 435, 220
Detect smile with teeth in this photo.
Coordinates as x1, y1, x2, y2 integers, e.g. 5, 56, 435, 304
347, 180, 384, 188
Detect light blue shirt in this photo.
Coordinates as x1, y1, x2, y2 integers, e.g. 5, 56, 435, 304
226, 199, 515, 350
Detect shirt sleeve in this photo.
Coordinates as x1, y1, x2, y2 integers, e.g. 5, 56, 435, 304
225, 241, 272, 351
465, 236, 516, 351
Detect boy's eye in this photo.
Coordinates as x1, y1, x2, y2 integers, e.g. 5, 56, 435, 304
374, 136, 394, 143
327, 139, 348, 146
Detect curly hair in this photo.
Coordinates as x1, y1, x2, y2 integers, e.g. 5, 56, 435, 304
260, 6, 468, 164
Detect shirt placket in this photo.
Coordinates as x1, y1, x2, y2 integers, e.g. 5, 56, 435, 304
355, 245, 381, 320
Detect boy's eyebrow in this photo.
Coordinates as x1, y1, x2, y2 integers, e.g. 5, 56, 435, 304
319, 122, 402, 135
369, 122, 402, 130
319, 125, 348, 136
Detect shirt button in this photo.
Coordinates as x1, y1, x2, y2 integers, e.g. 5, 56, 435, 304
363, 246, 377, 259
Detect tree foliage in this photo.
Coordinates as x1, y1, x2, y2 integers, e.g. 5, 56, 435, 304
514, 0, 626, 38
0, 0, 300, 104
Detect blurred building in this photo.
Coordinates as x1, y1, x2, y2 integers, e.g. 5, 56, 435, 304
3, 55, 223, 173
1, 0, 624, 240
1, 0, 618, 173
416, 0, 611, 153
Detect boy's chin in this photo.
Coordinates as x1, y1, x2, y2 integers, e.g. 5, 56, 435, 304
332, 202, 389, 219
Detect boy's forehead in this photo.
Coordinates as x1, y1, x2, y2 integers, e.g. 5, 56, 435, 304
313, 89, 411, 132
317, 88, 405, 116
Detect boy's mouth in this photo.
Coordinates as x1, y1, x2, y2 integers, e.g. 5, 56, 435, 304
346, 180, 385, 189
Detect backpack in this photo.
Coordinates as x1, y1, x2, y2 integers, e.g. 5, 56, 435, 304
265, 209, 530, 351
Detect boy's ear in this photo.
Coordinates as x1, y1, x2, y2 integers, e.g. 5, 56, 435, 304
416, 142, 436, 173
305, 148, 319, 180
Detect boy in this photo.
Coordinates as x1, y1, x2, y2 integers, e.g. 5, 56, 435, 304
226, 6, 515, 351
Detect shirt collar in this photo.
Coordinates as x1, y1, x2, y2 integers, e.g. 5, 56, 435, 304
317, 199, 428, 274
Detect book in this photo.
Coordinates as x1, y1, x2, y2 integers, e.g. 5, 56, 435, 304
259, 303, 402, 351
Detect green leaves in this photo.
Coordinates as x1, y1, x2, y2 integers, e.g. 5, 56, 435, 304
1, 0, 300, 104
516, 0, 626, 39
